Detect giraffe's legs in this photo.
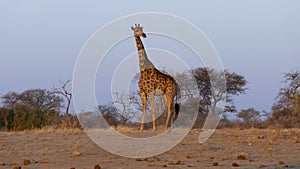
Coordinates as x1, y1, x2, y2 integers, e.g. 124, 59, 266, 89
164, 94, 174, 130
148, 93, 156, 131
140, 91, 147, 131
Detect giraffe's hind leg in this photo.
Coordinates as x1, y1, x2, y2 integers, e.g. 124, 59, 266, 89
164, 94, 174, 130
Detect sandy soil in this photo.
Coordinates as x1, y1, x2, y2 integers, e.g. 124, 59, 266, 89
0, 128, 299, 169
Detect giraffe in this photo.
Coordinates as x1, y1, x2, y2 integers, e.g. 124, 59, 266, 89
131, 24, 180, 131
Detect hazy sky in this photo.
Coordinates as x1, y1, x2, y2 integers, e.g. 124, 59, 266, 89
0, 1, 299, 113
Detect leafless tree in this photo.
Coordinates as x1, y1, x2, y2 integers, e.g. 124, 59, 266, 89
52, 80, 72, 115
174, 70, 198, 100
1, 91, 20, 108
113, 92, 140, 125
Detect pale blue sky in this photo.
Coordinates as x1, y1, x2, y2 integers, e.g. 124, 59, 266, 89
0, 1, 299, 113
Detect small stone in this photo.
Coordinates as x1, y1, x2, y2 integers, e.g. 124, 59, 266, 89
72, 151, 81, 157
94, 164, 101, 169
70, 168, 75, 169
212, 162, 218, 166
267, 148, 275, 152
175, 160, 182, 165
13, 166, 21, 169
150, 156, 160, 162
237, 155, 246, 160
278, 161, 285, 165
23, 159, 30, 165
258, 135, 266, 139
186, 155, 191, 159
259, 164, 265, 168
232, 162, 239, 167
168, 161, 174, 165
162, 164, 167, 167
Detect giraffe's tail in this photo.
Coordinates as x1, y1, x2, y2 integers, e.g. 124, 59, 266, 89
174, 103, 180, 119
174, 82, 181, 120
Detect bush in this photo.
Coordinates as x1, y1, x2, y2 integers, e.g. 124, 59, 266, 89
0, 104, 62, 131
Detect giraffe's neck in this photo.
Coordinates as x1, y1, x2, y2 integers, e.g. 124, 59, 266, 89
134, 36, 154, 71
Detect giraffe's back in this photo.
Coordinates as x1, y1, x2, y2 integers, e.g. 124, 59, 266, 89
139, 68, 176, 96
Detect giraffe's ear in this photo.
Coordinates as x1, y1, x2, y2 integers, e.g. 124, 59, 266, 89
131, 26, 134, 30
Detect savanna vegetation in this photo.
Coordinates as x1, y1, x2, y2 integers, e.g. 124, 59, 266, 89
0, 69, 299, 131
0, 81, 80, 131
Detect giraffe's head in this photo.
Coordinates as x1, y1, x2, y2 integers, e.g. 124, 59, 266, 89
131, 24, 147, 38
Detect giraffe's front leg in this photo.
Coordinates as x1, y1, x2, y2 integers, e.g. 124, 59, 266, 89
140, 91, 147, 132
149, 93, 156, 131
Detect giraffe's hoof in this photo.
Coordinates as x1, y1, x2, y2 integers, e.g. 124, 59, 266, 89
164, 127, 171, 132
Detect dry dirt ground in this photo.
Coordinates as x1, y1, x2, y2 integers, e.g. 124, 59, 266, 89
0, 128, 299, 169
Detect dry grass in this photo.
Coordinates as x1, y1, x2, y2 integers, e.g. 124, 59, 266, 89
22, 126, 82, 134
113, 125, 192, 134
114, 125, 140, 133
